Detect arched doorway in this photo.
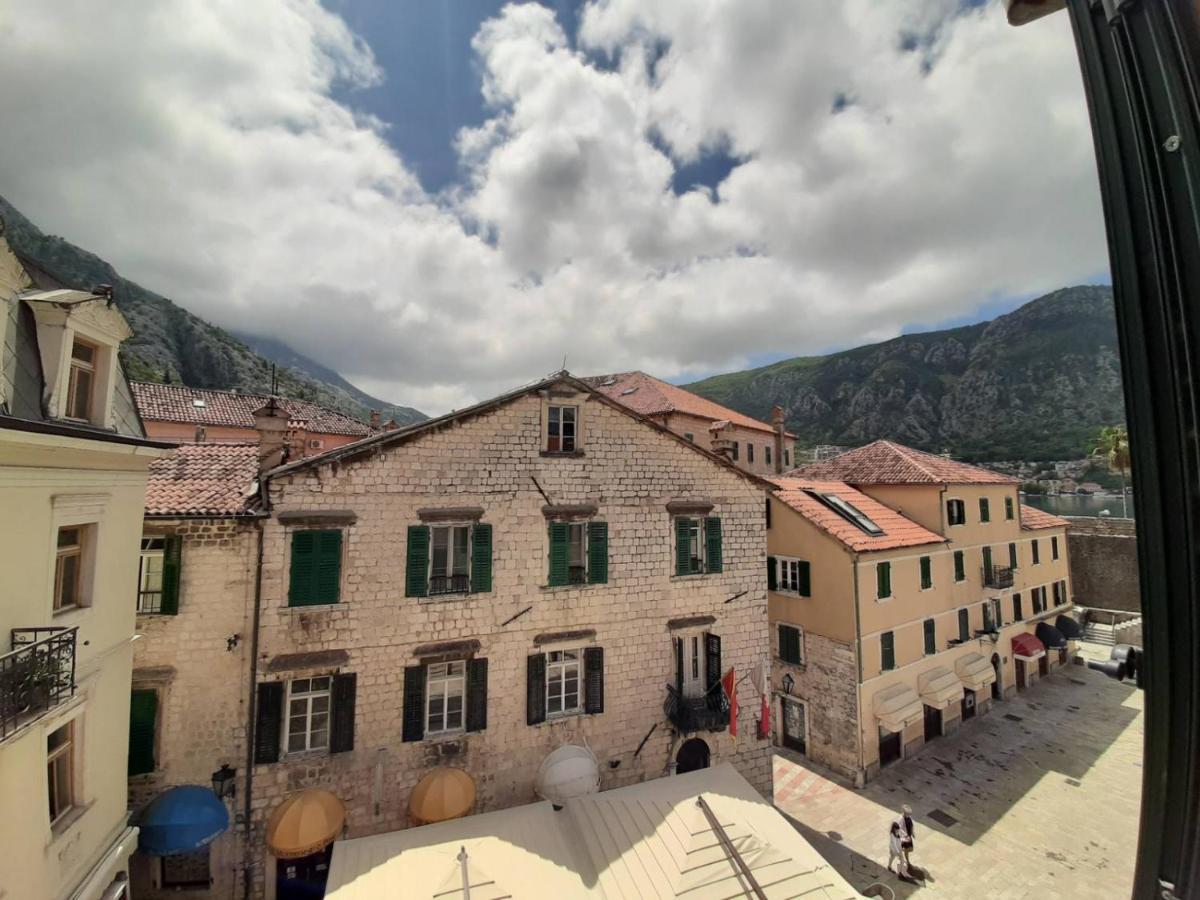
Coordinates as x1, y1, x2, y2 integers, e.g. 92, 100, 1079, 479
991, 653, 1003, 700
676, 738, 710, 774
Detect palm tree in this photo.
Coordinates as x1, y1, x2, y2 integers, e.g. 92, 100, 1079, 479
1093, 425, 1131, 517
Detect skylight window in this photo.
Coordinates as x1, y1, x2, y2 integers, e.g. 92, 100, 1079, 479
620, 387, 637, 396
804, 489, 884, 536
192, 398, 207, 408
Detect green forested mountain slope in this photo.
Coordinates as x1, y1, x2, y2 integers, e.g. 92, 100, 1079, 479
687, 286, 1124, 461
0, 195, 424, 426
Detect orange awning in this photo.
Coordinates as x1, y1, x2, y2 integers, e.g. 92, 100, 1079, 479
408, 767, 476, 826
266, 789, 345, 860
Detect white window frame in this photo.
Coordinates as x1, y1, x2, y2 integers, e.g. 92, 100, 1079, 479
47, 721, 76, 826
137, 537, 166, 613
54, 525, 88, 612
425, 661, 466, 736
677, 516, 706, 575
546, 649, 582, 718
775, 556, 809, 596
429, 524, 472, 595
285, 676, 332, 754
547, 405, 578, 453
65, 338, 97, 422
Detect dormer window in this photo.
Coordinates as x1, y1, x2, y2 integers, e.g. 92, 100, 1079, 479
547, 405, 577, 452
66, 339, 97, 421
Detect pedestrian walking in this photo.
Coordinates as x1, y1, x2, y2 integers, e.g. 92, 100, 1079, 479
887, 821, 910, 878
897, 804, 917, 880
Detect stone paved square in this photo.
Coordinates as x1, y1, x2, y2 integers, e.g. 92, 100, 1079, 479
772, 650, 1144, 899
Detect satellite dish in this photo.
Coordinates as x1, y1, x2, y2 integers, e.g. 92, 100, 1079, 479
535, 745, 600, 806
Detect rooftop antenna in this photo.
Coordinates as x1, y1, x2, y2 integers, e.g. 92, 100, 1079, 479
270, 364, 278, 397
561, 354, 567, 374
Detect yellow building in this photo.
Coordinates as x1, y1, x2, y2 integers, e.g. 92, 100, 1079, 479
0, 233, 169, 899
767, 441, 1075, 784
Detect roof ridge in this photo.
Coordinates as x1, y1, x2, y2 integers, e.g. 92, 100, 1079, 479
881, 440, 944, 481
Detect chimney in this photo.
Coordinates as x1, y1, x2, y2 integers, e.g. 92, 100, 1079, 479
772, 406, 786, 474
252, 399, 291, 473
369, 409, 382, 429
384, 418, 400, 432
709, 420, 736, 460
194, 424, 206, 442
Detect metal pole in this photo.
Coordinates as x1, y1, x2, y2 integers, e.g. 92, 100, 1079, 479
696, 795, 767, 900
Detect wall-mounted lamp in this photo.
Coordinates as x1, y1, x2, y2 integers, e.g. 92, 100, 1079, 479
226, 634, 241, 652
211, 764, 236, 800
781, 673, 795, 695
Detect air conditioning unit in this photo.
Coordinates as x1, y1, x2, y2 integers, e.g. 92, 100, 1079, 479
308, 439, 324, 450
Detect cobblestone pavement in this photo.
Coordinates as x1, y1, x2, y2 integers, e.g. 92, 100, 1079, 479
773, 651, 1144, 899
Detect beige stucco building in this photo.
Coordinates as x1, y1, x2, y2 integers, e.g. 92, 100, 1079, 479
587, 371, 797, 475
0, 233, 168, 899
767, 441, 1075, 784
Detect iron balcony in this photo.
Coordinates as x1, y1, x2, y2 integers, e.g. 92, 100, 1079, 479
664, 683, 728, 733
0, 627, 77, 742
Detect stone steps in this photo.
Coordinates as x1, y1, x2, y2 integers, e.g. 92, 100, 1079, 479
1082, 623, 1116, 645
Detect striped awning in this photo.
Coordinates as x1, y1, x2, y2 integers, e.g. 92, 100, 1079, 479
873, 684, 924, 734
954, 653, 997, 692
918, 667, 964, 710
1012, 632, 1047, 662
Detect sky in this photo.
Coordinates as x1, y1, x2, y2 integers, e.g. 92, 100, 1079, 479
0, 0, 1108, 413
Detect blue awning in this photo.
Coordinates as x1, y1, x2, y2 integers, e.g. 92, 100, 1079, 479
138, 785, 229, 856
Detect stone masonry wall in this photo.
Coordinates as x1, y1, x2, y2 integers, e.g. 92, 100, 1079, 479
248, 388, 772, 898
129, 517, 257, 900
771, 631, 859, 781
1065, 516, 1141, 612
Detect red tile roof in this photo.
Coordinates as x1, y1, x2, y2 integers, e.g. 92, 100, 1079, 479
1019, 503, 1069, 531
585, 372, 788, 437
131, 382, 374, 436
145, 443, 259, 516
791, 440, 1016, 485
770, 477, 945, 552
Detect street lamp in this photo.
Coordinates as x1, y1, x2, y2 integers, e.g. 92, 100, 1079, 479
211, 764, 236, 800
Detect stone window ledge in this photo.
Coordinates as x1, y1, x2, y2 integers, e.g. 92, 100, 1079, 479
539, 450, 586, 458
670, 573, 713, 582
775, 657, 807, 672
419, 592, 473, 604
48, 800, 94, 848
539, 582, 600, 593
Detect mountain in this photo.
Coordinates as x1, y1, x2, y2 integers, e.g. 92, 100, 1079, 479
687, 286, 1125, 462
0, 195, 425, 427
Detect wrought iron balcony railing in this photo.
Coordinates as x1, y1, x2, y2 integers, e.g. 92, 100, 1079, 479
1, 627, 77, 741
429, 574, 471, 595
664, 683, 729, 734
983, 565, 1015, 589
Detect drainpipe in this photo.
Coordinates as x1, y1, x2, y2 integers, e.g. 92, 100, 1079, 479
850, 550, 866, 786
242, 516, 266, 900
771, 407, 785, 475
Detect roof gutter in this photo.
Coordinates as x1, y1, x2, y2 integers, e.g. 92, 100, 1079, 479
242, 517, 265, 900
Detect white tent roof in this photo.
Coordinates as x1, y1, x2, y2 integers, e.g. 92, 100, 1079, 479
873, 683, 924, 733
955, 653, 998, 691
917, 667, 964, 710
324, 764, 861, 900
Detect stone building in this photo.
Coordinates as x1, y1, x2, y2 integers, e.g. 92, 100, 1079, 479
768, 441, 1076, 785
131, 381, 381, 455
586, 371, 796, 475
126, 442, 262, 898
0, 233, 169, 900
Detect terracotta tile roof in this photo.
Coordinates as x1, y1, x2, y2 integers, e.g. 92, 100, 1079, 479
770, 477, 945, 552
131, 382, 373, 436
145, 442, 259, 516
584, 371, 788, 437
1019, 503, 1069, 531
791, 440, 1016, 485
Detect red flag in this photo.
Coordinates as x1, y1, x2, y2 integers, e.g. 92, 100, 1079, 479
721, 667, 738, 740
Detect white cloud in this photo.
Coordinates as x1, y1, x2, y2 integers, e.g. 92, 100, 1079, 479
0, 0, 1105, 413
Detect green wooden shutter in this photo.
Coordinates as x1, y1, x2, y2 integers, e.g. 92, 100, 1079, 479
405, 526, 430, 597
527, 654, 547, 725
980, 498, 990, 522
330, 673, 356, 753
958, 608, 969, 641
877, 562, 891, 599
128, 690, 157, 776
315, 530, 342, 604
675, 518, 691, 576
920, 556, 932, 590
954, 550, 965, 582
881, 632, 895, 670
587, 521, 608, 584
798, 561, 811, 597
471, 523, 493, 593
253, 682, 283, 764
767, 556, 777, 591
982, 546, 993, 582
1014, 593, 1023, 620
288, 532, 316, 607
924, 619, 936, 655
583, 647, 604, 714
402, 666, 425, 742
704, 517, 723, 573
778, 625, 800, 664
160, 535, 182, 615
704, 632, 722, 692
1009, 543, 1018, 569
548, 523, 569, 586
466, 658, 488, 732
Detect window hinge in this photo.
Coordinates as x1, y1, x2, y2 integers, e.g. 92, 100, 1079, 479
1158, 881, 1180, 900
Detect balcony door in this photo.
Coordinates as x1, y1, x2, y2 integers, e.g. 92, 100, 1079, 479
682, 634, 705, 699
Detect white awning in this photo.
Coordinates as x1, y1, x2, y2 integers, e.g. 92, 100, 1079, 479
918, 667, 964, 710
955, 652, 997, 692
873, 684, 924, 734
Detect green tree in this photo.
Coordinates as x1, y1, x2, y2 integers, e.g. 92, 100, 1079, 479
1093, 425, 1131, 517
